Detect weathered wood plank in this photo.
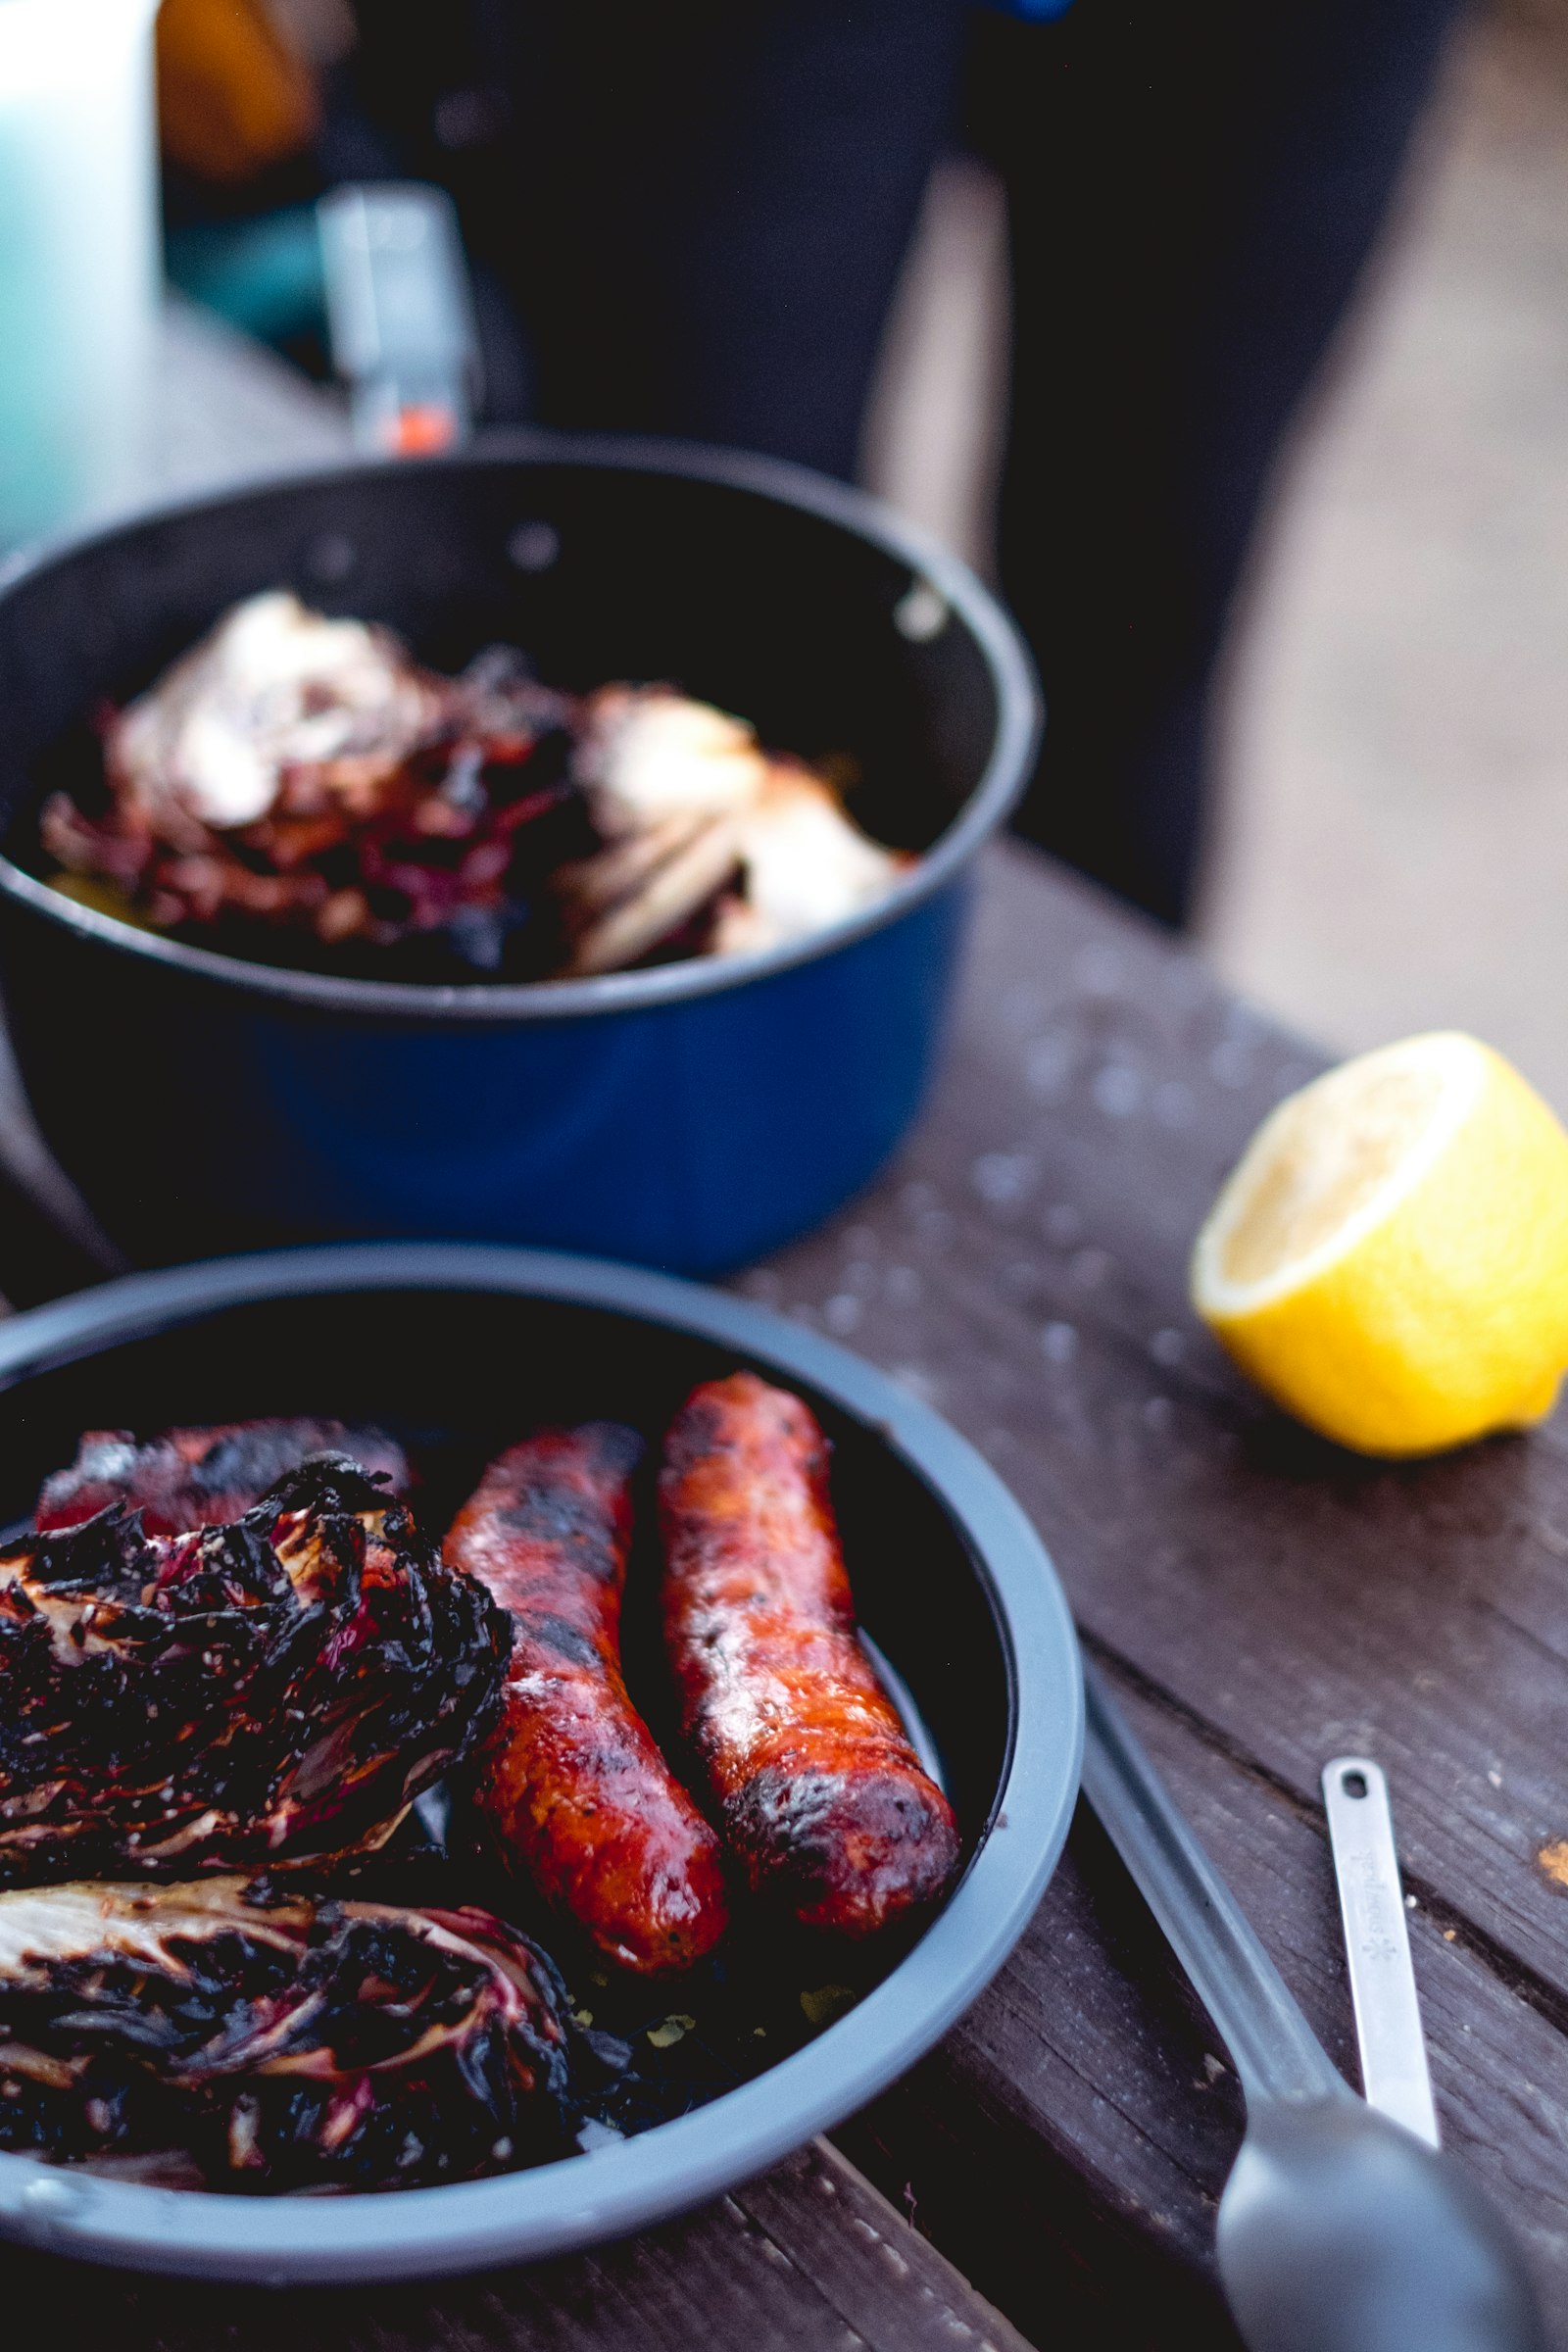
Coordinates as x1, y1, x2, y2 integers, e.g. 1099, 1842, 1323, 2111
757, 842, 1568, 2012
8, 842, 1567, 2343
834, 1651, 1568, 2348
0, 2142, 1033, 2352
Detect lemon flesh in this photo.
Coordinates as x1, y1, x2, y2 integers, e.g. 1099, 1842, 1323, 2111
1190, 1032, 1568, 1456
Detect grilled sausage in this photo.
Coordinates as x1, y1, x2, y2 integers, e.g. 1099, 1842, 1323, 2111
446, 1425, 728, 1974
660, 1373, 961, 1937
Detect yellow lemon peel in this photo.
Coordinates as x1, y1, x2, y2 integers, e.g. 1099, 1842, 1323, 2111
1190, 1032, 1568, 1456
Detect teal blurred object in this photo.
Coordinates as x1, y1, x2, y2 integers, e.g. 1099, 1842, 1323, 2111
0, 0, 162, 550
164, 208, 328, 350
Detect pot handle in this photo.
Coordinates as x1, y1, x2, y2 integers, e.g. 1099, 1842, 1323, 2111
318, 184, 482, 458
0, 1161, 123, 1308
0, 1041, 127, 1309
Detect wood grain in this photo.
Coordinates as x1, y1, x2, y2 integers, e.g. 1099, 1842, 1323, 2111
839, 1654, 1568, 2346
0, 2143, 1031, 2352
759, 843, 1568, 2001
753, 843, 1568, 2338
6, 840, 1566, 2344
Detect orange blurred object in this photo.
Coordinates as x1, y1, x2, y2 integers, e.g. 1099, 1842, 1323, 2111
157, 0, 319, 184
385, 404, 461, 457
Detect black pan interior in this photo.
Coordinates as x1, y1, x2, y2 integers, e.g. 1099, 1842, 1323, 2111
0, 455, 1002, 881
0, 1285, 1013, 2162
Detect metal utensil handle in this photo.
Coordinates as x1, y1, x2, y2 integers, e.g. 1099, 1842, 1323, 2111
1082, 1659, 1347, 2109
1322, 1756, 1441, 2148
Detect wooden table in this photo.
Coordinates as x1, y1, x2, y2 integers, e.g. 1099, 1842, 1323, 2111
7, 316, 1567, 2347
7, 840, 1567, 2349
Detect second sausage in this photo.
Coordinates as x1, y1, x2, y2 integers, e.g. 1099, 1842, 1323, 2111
660, 1372, 961, 1937
446, 1424, 728, 1974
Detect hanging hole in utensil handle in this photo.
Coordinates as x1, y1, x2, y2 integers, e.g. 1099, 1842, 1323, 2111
1322, 1754, 1442, 2149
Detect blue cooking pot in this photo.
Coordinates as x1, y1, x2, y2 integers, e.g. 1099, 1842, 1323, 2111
0, 437, 1039, 1276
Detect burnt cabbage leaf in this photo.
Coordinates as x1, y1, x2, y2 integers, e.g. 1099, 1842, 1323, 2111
35, 1418, 412, 1535
0, 1454, 509, 1884
0, 1878, 569, 2188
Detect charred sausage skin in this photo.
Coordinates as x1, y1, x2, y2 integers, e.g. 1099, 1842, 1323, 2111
446, 1424, 728, 1975
660, 1373, 961, 1937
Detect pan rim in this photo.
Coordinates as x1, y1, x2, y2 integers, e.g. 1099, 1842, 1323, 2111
0, 1241, 1081, 2282
0, 433, 1042, 1026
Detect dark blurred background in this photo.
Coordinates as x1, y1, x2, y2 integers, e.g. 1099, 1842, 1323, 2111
154, 0, 1568, 1108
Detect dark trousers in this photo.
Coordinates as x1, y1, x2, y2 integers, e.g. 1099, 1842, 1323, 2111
342, 0, 1457, 924
492, 0, 970, 482
968, 0, 1459, 923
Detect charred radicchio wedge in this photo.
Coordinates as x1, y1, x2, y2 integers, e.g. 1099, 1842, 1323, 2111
0, 1455, 509, 1885
35, 1417, 412, 1535
0, 1879, 570, 2189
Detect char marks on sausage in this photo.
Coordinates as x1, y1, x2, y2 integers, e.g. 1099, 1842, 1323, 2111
446, 1425, 729, 1975
659, 1372, 961, 1937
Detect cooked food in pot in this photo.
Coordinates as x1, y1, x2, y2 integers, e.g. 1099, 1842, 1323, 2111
0, 1880, 569, 2190
446, 1425, 729, 1976
39, 592, 908, 983
659, 1373, 961, 1936
0, 1454, 508, 1885
35, 1417, 410, 1535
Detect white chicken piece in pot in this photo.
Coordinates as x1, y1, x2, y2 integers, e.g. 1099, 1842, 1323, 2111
111, 590, 440, 836
566, 686, 906, 974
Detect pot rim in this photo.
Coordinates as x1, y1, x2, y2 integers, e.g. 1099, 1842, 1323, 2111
0, 432, 1041, 1026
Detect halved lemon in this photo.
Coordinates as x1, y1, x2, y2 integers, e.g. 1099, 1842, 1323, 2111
1190, 1032, 1568, 1456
